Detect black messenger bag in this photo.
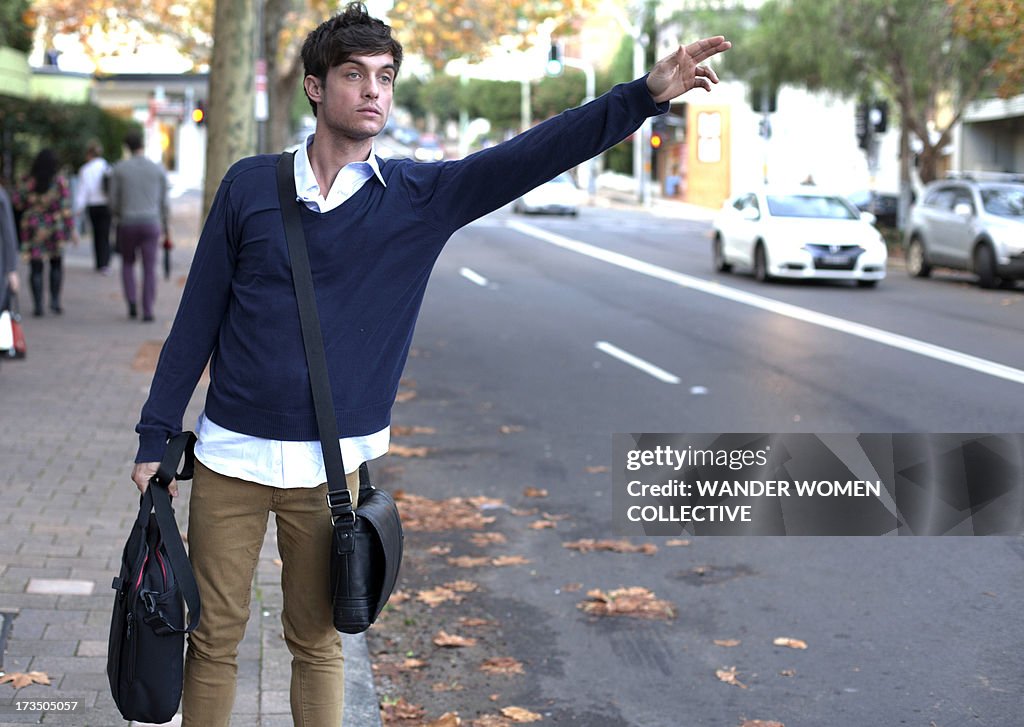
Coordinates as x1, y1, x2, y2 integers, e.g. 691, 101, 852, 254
276, 152, 404, 634
107, 431, 200, 722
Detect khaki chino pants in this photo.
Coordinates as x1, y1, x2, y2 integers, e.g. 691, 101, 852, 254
182, 460, 360, 727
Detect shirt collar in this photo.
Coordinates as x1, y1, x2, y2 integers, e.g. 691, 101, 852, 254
294, 133, 387, 201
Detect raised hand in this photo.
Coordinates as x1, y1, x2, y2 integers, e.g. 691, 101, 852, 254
646, 37, 732, 103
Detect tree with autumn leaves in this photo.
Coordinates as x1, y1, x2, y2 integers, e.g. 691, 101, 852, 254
19, 0, 1024, 202
691, 0, 1023, 185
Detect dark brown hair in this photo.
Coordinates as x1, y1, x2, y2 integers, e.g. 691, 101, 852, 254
30, 149, 58, 194
301, 2, 403, 116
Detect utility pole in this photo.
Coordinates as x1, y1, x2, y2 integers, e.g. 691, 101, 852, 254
612, 4, 652, 206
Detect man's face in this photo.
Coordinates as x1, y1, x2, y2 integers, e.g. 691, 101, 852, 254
307, 53, 395, 142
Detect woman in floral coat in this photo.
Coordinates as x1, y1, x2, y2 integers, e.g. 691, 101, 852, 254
12, 149, 75, 316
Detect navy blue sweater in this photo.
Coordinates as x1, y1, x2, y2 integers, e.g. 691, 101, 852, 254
136, 77, 667, 462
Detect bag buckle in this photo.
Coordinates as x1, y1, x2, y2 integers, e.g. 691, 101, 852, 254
326, 489, 352, 510
141, 590, 159, 613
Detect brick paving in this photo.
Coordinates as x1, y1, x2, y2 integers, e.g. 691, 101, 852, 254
0, 190, 380, 726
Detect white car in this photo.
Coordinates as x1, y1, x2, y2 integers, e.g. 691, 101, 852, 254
513, 173, 584, 216
712, 188, 888, 287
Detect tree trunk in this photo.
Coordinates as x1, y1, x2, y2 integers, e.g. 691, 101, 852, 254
270, 58, 305, 152
203, 0, 257, 216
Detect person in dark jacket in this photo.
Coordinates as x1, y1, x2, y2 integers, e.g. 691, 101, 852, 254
129, 4, 730, 724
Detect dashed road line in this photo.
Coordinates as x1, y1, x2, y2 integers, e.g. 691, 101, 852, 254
595, 341, 681, 384
507, 220, 1024, 387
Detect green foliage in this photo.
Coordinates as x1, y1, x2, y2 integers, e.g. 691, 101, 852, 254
464, 79, 521, 131
0, 94, 140, 181
419, 74, 462, 124
531, 73, 587, 121
0, 0, 33, 53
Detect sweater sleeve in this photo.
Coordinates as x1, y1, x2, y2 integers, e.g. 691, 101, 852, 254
134, 176, 239, 462
406, 77, 668, 233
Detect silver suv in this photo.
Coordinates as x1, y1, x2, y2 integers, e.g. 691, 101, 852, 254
905, 174, 1024, 288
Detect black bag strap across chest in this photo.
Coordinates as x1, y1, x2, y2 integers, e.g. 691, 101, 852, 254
275, 152, 356, 524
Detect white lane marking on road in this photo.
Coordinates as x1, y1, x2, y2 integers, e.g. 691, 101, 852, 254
507, 219, 1024, 386
459, 267, 490, 287
595, 341, 681, 384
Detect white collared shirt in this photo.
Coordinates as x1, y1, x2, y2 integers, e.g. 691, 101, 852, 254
194, 134, 390, 487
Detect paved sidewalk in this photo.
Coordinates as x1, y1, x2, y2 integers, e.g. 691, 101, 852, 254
0, 192, 381, 726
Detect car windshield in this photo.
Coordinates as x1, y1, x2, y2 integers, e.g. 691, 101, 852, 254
980, 186, 1024, 217
766, 194, 858, 220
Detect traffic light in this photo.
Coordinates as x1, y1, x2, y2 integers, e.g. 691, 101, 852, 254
192, 100, 206, 126
870, 100, 888, 134
650, 132, 663, 149
546, 42, 563, 77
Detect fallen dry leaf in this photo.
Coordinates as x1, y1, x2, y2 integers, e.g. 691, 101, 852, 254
528, 520, 556, 530
401, 658, 427, 670
492, 555, 531, 567
540, 512, 569, 521
0, 671, 50, 689
585, 465, 609, 474
459, 617, 496, 628
469, 496, 507, 510
434, 630, 477, 648
773, 637, 808, 650
389, 444, 430, 458
380, 697, 425, 722
509, 507, 539, 517
447, 580, 479, 593
714, 639, 742, 648
523, 487, 548, 498
480, 657, 525, 675
428, 713, 462, 727
273, 558, 283, 567
562, 582, 583, 592
432, 681, 466, 692
471, 717, 513, 727
448, 556, 492, 568
715, 666, 747, 689
779, 669, 796, 677
428, 545, 453, 556
394, 390, 418, 403
417, 586, 464, 608
578, 587, 676, 620
392, 425, 437, 436
470, 532, 508, 547
739, 721, 785, 727
500, 425, 525, 434
389, 590, 411, 605
563, 539, 657, 555
666, 538, 692, 547
395, 493, 497, 531
500, 706, 543, 723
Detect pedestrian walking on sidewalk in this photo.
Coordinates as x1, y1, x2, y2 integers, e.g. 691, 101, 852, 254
73, 138, 113, 274
109, 130, 168, 322
11, 149, 76, 317
129, 4, 730, 725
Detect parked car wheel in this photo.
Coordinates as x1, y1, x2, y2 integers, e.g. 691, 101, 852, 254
754, 242, 771, 282
906, 237, 931, 278
713, 235, 732, 273
973, 243, 999, 289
